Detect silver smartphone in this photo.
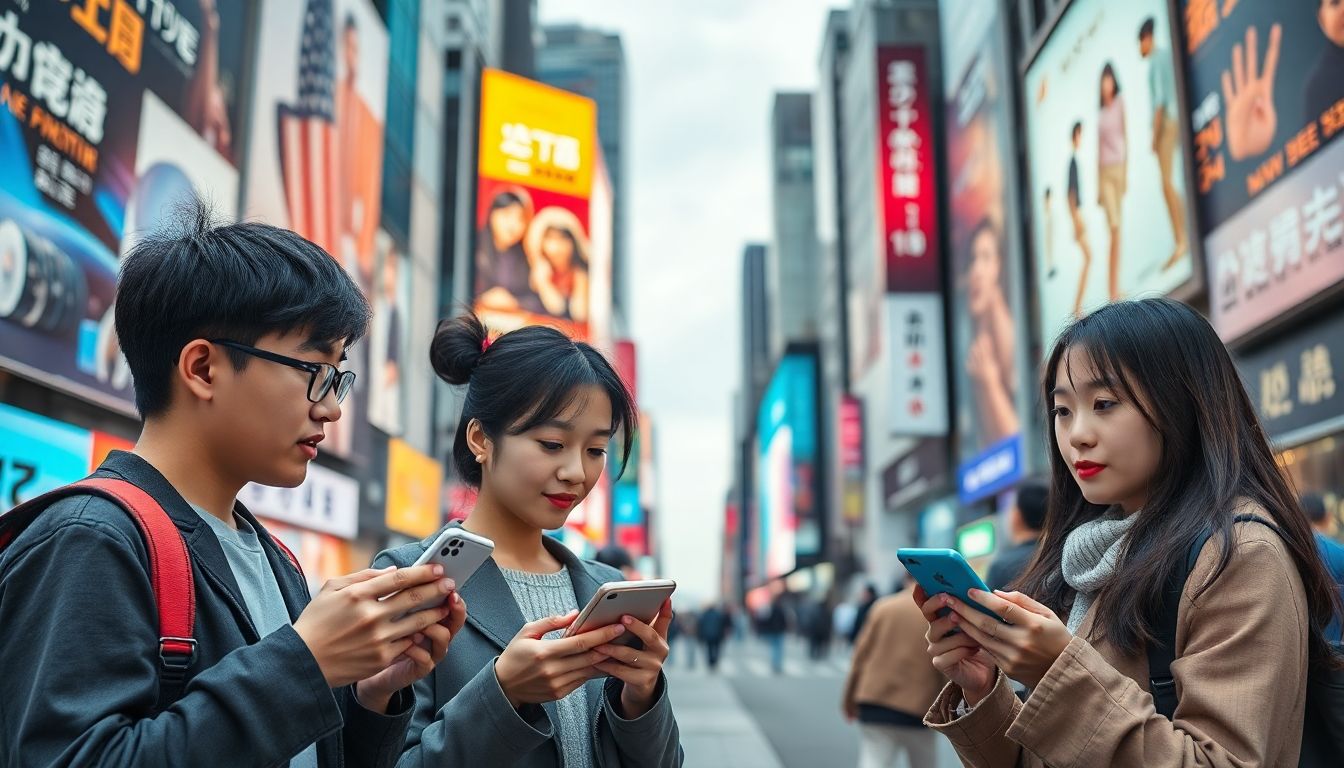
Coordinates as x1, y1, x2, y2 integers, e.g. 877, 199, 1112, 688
392, 528, 495, 615
562, 579, 676, 649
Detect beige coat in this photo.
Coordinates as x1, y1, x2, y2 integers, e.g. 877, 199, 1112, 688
924, 516, 1309, 767
843, 588, 947, 719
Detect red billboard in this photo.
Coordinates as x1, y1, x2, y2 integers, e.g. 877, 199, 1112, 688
877, 46, 940, 294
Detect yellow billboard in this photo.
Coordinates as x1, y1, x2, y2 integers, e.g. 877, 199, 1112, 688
385, 439, 444, 538
478, 69, 596, 199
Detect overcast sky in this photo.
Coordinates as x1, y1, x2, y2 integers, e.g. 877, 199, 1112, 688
540, 0, 837, 604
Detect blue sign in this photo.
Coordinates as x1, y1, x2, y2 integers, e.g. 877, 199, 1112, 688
613, 484, 643, 527
957, 434, 1024, 505
0, 403, 93, 508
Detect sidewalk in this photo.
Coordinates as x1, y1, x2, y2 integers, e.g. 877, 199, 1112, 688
668, 668, 782, 767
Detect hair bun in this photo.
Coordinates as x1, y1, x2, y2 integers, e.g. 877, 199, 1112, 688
430, 313, 489, 385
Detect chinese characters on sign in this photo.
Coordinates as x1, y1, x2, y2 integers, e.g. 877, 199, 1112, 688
886, 295, 949, 436
877, 46, 939, 294
1239, 308, 1344, 440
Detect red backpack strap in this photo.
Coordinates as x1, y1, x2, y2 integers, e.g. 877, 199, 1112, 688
2, 478, 197, 702
267, 533, 304, 580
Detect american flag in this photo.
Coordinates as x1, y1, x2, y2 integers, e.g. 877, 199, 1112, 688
277, 0, 339, 256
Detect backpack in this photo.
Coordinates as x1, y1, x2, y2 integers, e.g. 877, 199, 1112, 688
1148, 513, 1344, 767
0, 477, 302, 709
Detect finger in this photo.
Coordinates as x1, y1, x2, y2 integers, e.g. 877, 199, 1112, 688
442, 591, 467, 636
400, 642, 434, 670
1222, 69, 1235, 107
931, 644, 981, 675
1262, 23, 1282, 86
327, 566, 395, 591
964, 589, 1018, 624
919, 593, 948, 622
421, 623, 454, 661
928, 630, 981, 658
548, 621, 628, 655
554, 666, 601, 693
951, 613, 1017, 659
652, 599, 674, 639
387, 602, 456, 643
549, 647, 611, 675
927, 613, 958, 641
516, 610, 579, 641
1232, 40, 1245, 93
353, 564, 448, 600
592, 659, 641, 685
993, 590, 1053, 618
1246, 24, 1258, 84
594, 643, 643, 667
382, 577, 456, 616
619, 615, 660, 646
912, 584, 928, 607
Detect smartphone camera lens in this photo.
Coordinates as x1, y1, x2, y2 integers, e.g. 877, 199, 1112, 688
441, 547, 451, 557
605, 593, 617, 600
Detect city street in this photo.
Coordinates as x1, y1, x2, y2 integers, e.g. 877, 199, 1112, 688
670, 637, 961, 767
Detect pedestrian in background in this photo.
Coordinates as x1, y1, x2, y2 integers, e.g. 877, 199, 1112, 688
843, 573, 944, 768
803, 597, 834, 661
987, 478, 1049, 590
758, 598, 790, 675
697, 602, 731, 673
1303, 492, 1344, 643
848, 583, 879, 645
595, 544, 640, 580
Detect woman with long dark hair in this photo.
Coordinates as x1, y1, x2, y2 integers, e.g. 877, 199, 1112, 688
918, 298, 1341, 766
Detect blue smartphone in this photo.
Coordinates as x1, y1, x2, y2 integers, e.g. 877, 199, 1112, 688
896, 547, 1007, 624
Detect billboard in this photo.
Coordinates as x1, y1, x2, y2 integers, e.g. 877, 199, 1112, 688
238, 461, 360, 540
0, 1, 249, 413
756, 353, 819, 580
385, 437, 443, 538
1182, 1, 1344, 341
878, 46, 940, 294
474, 68, 596, 339
942, 0, 1032, 502
1024, 0, 1199, 348
0, 403, 92, 507
243, 0, 387, 459
366, 229, 409, 436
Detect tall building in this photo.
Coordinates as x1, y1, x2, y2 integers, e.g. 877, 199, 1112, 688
812, 9, 860, 589
768, 92, 821, 359
537, 24, 630, 324
741, 244, 772, 412
494, 0, 539, 76
833, 0, 945, 584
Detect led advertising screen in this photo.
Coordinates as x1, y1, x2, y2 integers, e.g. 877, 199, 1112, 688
0, 0, 250, 413
1181, 0, 1344, 341
244, 0, 387, 460
1024, 0, 1199, 348
941, 0, 1033, 502
756, 353, 819, 580
474, 68, 596, 340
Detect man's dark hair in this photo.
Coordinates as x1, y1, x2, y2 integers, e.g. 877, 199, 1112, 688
1302, 492, 1329, 524
1016, 477, 1049, 532
1138, 17, 1155, 41
116, 200, 371, 418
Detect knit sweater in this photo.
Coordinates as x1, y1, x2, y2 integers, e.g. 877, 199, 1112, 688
500, 566, 593, 768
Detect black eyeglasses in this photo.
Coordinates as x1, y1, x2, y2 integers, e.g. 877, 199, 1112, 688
209, 339, 356, 405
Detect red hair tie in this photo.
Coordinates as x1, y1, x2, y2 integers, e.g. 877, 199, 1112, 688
481, 336, 492, 353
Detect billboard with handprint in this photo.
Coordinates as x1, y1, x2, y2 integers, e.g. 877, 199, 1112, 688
1181, 0, 1344, 342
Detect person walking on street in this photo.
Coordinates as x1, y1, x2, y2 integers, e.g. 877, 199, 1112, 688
849, 584, 879, 646
697, 603, 731, 673
759, 599, 790, 675
843, 574, 945, 768
987, 478, 1049, 590
804, 598, 834, 661
1303, 493, 1344, 643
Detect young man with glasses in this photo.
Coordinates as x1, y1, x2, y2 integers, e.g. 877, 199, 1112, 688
0, 205, 466, 767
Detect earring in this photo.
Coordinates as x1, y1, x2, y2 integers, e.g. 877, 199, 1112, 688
475, 454, 484, 464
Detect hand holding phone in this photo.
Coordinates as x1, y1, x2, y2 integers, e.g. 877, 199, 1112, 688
384, 528, 494, 618
562, 579, 677, 649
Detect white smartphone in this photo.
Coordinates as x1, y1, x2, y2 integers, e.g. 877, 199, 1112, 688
562, 579, 676, 649
392, 528, 495, 615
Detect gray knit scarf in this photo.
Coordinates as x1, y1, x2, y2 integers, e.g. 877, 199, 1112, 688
1060, 512, 1137, 633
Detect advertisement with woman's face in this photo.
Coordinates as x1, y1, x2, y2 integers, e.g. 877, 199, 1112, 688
1024, 0, 1199, 349
473, 68, 596, 340
942, 0, 1034, 502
